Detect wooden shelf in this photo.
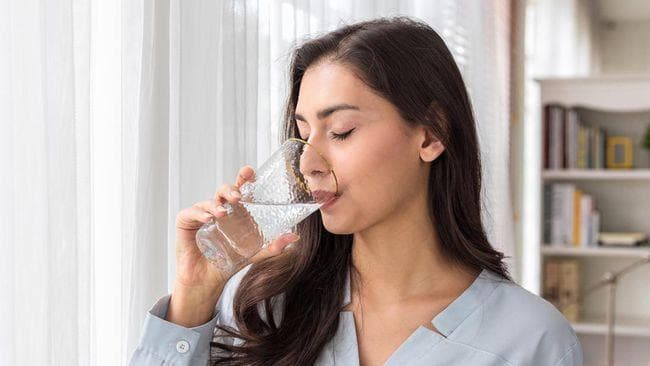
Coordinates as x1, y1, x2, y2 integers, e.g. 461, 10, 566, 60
542, 169, 650, 181
542, 246, 650, 258
535, 75, 650, 363
572, 316, 650, 337
535, 74, 650, 111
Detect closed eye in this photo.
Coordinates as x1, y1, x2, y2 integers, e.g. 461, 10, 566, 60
298, 128, 356, 141
329, 128, 355, 141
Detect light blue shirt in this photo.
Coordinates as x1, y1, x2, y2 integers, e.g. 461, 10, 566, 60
130, 264, 582, 365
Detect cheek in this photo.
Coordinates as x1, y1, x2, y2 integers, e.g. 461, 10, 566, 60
355, 140, 417, 207
355, 128, 418, 191
322, 132, 419, 232
336, 127, 413, 182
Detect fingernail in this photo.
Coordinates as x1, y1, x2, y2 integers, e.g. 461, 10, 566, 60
217, 206, 228, 213
230, 191, 241, 198
287, 233, 300, 242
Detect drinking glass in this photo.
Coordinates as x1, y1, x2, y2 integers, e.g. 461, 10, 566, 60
196, 138, 338, 272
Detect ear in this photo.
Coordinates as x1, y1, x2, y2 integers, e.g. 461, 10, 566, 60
418, 126, 445, 162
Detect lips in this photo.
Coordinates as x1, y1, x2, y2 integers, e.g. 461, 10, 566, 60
320, 194, 340, 209
311, 189, 337, 203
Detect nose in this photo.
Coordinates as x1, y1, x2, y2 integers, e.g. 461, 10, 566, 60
298, 141, 335, 193
299, 142, 330, 178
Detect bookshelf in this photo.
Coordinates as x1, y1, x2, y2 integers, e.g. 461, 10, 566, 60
535, 75, 650, 366
573, 316, 650, 338
541, 246, 650, 259
543, 169, 650, 180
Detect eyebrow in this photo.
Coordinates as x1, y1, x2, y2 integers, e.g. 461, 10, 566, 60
294, 103, 360, 122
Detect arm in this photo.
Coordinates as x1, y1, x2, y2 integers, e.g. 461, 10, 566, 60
129, 265, 253, 366
128, 294, 220, 366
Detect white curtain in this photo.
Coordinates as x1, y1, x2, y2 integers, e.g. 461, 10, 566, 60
527, 0, 600, 78
1, 0, 168, 364
0, 0, 514, 364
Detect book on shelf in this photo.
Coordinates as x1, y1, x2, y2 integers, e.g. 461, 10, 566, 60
543, 259, 580, 322
543, 104, 607, 170
543, 182, 600, 247
543, 260, 560, 307
598, 232, 649, 246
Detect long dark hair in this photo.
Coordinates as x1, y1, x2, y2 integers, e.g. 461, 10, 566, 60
210, 16, 511, 365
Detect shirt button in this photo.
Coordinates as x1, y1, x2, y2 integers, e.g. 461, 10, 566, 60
176, 340, 190, 354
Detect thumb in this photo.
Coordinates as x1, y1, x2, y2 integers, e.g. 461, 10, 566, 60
249, 232, 300, 264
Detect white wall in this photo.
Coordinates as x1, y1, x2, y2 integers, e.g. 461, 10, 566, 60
598, 20, 650, 74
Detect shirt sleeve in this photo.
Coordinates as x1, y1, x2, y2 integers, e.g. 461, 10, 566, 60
129, 264, 254, 366
128, 294, 219, 366
553, 341, 583, 366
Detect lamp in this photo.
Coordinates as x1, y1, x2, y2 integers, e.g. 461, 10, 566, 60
560, 253, 650, 366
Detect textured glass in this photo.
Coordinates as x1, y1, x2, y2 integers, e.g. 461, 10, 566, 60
196, 138, 338, 273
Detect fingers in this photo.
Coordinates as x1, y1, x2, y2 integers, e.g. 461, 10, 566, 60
194, 200, 228, 219
213, 184, 242, 205
175, 199, 233, 230
175, 205, 215, 230
249, 232, 301, 264
212, 166, 255, 204
235, 165, 256, 188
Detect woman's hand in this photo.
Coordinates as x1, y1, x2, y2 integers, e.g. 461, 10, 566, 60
167, 165, 300, 327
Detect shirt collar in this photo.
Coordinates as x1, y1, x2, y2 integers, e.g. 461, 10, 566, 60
341, 265, 504, 337
432, 268, 503, 337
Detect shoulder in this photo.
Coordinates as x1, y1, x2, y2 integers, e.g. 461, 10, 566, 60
468, 271, 582, 365
499, 278, 574, 334
487, 276, 572, 332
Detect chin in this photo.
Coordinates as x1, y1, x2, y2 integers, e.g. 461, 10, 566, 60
320, 214, 355, 235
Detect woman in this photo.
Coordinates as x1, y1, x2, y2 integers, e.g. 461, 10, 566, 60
130, 17, 582, 366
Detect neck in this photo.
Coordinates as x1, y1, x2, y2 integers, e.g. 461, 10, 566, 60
350, 196, 474, 307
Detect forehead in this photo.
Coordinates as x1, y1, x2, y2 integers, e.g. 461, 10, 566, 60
296, 61, 376, 112
294, 61, 415, 139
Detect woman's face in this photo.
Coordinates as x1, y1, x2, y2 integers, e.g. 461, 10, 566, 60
295, 61, 442, 234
